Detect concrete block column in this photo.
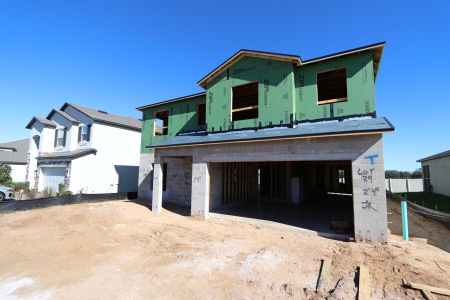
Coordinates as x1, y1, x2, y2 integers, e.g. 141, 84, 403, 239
352, 135, 388, 242
152, 157, 163, 214
190, 160, 210, 218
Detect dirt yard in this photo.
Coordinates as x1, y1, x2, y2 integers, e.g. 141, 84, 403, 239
0, 198, 449, 299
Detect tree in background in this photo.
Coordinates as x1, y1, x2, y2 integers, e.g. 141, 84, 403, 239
0, 163, 12, 185
385, 168, 422, 179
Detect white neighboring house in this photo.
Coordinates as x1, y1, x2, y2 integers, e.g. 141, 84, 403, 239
25, 103, 142, 194
0, 139, 29, 182
417, 150, 450, 197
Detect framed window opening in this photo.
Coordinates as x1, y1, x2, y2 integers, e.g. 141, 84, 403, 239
316, 68, 348, 105
197, 103, 206, 127
231, 81, 259, 121
154, 110, 169, 136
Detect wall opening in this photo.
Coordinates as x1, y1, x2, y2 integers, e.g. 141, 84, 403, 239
232, 82, 258, 121
154, 110, 169, 136
317, 68, 347, 104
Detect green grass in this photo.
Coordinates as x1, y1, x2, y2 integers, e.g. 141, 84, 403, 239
397, 192, 450, 213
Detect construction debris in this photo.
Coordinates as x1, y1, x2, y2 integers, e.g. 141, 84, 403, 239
402, 278, 450, 297
316, 258, 332, 293
358, 266, 371, 300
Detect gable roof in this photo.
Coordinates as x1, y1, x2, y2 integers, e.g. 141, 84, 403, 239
47, 109, 80, 125
197, 49, 302, 88
417, 150, 450, 162
197, 42, 385, 88
148, 117, 394, 149
0, 139, 29, 164
25, 117, 56, 129
61, 103, 142, 131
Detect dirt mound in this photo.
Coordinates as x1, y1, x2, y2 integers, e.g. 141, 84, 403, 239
0, 198, 448, 299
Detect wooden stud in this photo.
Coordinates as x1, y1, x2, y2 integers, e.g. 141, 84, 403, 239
358, 266, 370, 300
316, 258, 332, 293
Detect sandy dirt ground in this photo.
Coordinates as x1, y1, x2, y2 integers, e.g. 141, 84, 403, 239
0, 198, 449, 299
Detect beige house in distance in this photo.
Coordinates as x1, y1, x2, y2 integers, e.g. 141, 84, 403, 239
417, 150, 450, 196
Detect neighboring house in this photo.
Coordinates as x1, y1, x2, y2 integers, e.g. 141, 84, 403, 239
137, 42, 395, 242
0, 139, 29, 182
25, 103, 142, 194
417, 150, 450, 196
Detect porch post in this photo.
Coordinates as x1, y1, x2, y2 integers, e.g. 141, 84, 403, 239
152, 157, 163, 214
190, 159, 210, 218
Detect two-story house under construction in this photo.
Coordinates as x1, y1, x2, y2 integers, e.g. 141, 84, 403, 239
137, 42, 394, 242
26, 103, 142, 194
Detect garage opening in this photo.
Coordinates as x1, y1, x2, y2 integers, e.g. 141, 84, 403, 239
211, 161, 354, 237
41, 167, 66, 192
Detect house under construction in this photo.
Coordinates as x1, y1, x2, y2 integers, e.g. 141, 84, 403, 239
137, 42, 394, 242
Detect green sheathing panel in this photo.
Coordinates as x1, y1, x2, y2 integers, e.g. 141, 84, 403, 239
140, 95, 206, 153
206, 56, 295, 132
295, 52, 376, 121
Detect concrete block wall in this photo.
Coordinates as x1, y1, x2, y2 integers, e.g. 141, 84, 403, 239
165, 157, 192, 206
138, 153, 154, 201
190, 160, 210, 218
351, 137, 388, 242
152, 159, 163, 213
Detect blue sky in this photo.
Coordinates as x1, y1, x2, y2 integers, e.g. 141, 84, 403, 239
0, 1, 449, 171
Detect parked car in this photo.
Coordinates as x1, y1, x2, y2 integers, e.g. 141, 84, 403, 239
0, 186, 15, 201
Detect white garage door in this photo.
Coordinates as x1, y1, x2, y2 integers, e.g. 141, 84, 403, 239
42, 167, 66, 191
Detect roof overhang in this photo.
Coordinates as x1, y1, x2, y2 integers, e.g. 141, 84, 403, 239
37, 148, 97, 160
147, 117, 394, 149
136, 92, 207, 111
301, 41, 385, 80
197, 49, 302, 88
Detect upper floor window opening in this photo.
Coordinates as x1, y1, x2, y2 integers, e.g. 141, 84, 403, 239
154, 110, 169, 136
232, 82, 258, 121
197, 103, 206, 127
317, 68, 348, 104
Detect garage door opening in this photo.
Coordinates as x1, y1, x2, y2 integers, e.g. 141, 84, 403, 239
41, 167, 66, 192
211, 161, 354, 238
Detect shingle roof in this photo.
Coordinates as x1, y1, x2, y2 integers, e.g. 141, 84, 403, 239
61, 103, 142, 131
47, 109, 79, 124
0, 139, 29, 164
25, 117, 56, 129
417, 150, 450, 162
37, 148, 97, 160
148, 117, 394, 149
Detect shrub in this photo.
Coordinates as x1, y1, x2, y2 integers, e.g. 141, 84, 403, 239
0, 163, 12, 185
56, 183, 72, 196
10, 181, 30, 192
42, 187, 55, 198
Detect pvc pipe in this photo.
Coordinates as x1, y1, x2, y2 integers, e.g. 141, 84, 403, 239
401, 200, 409, 241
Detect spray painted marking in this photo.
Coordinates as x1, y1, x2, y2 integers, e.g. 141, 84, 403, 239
364, 154, 379, 165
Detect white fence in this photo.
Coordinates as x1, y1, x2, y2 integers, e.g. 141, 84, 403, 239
385, 178, 423, 193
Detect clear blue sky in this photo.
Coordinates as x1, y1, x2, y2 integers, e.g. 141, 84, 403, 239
1, 1, 449, 171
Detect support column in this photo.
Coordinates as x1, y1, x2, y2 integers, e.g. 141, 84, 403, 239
190, 160, 210, 218
152, 157, 163, 214
352, 135, 388, 243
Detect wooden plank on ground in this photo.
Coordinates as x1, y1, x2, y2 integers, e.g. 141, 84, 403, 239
403, 279, 450, 296
358, 265, 370, 300
421, 289, 436, 300
316, 258, 332, 293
